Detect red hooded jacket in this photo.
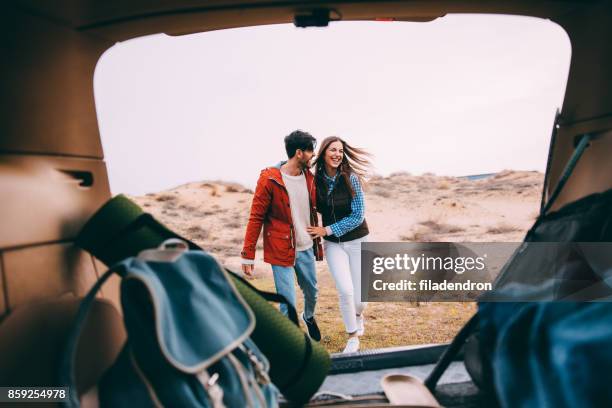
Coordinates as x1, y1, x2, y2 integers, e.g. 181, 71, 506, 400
241, 164, 323, 266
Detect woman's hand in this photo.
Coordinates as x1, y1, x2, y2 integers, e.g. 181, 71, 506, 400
307, 226, 327, 239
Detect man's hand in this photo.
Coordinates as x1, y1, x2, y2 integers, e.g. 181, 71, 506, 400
307, 226, 327, 239
241, 263, 254, 278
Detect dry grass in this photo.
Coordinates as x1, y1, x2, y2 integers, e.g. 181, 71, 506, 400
248, 270, 475, 352
399, 216, 466, 242
369, 185, 393, 198
178, 203, 198, 212
229, 236, 244, 245
486, 223, 521, 234
155, 194, 176, 202
197, 210, 219, 217
225, 219, 243, 229
185, 225, 209, 240
389, 171, 412, 177
398, 233, 416, 241
436, 180, 452, 190
418, 219, 465, 234
399, 229, 435, 242
200, 183, 221, 196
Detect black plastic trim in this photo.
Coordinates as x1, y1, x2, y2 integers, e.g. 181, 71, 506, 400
329, 343, 462, 375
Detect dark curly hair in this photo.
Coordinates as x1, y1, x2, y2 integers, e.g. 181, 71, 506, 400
284, 130, 317, 158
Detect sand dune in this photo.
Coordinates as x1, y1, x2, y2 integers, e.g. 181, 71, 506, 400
131, 170, 542, 273
130, 170, 543, 351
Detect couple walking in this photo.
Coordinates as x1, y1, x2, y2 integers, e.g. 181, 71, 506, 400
241, 130, 371, 353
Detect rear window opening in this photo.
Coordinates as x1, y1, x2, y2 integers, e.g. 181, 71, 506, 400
95, 14, 571, 353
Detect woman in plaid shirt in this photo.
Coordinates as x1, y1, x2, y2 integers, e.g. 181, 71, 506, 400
307, 136, 372, 353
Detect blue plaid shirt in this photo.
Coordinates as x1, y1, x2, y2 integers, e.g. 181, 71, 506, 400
323, 172, 365, 237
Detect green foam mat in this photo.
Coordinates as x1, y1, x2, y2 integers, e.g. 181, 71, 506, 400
76, 194, 330, 403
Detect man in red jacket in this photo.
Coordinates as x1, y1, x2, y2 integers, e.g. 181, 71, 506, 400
241, 130, 323, 341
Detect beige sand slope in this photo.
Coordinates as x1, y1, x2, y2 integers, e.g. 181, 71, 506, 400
130, 170, 543, 351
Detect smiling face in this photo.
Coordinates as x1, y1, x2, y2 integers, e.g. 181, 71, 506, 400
324, 140, 344, 171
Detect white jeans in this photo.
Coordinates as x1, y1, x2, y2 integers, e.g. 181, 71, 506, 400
324, 235, 368, 334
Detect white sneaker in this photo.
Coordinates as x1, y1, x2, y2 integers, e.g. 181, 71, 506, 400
356, 314, 365, 336
343, 337, 360, 354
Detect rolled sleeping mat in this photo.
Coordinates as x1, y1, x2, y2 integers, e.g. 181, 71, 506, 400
76, 194, 330, 404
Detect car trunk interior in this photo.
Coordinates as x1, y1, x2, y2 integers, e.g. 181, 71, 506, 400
2, 0, 612, 403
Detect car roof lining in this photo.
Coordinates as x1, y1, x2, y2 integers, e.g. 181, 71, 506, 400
13, 1, 590, 38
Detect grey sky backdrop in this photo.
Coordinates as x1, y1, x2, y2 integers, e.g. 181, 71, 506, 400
94, 15, 570, 196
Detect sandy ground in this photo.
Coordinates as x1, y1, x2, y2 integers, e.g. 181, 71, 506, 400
130, 170, 543, 352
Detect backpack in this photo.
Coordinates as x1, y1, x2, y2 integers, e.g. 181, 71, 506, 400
75, 195, 331, 405
60, 239, 278, 407
425, 132, 612, 406
478, 285, 612, 407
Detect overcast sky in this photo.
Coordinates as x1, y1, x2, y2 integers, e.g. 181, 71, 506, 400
94, 14, 571, 195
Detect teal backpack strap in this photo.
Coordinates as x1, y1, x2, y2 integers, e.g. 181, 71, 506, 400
229, 270, 299, 325
58, 267, 118, 407
424, 313, 480, 391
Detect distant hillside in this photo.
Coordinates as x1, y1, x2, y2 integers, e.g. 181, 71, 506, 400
129, 170, 544, 352
130, 170, 543, 273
